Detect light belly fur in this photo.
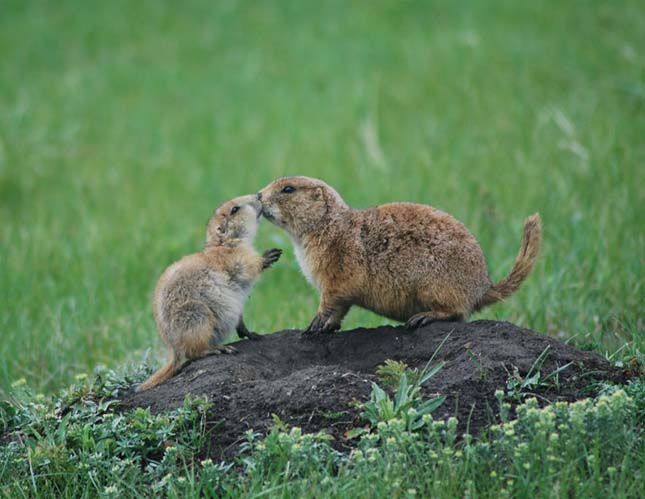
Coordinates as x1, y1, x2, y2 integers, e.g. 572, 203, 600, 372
292, 239, 320, 290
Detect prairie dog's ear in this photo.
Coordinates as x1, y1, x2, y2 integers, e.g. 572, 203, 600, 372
312, 187, 324, 200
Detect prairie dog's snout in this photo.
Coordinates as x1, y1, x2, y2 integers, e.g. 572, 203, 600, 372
257, 187, 282, 225
237, 194, 262, 218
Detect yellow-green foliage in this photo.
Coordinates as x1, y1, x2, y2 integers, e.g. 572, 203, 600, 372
1, 368, 642, 498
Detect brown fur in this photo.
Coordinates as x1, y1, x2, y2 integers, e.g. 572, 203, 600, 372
137, 195, 281, 391
259, 176, 541, 334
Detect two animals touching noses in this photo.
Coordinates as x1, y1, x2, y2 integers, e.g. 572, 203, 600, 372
138, 176, 542, 391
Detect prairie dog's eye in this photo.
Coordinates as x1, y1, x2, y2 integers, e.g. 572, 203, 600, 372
230, 206, 240, 215
281, 185, 296, 194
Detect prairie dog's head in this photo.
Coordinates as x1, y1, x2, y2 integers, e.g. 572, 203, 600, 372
206, 194, 262, 246
258, 176, 348, 238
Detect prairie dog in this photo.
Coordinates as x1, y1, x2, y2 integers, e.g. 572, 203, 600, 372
137, 195, 281, 391
258, 176, 541, 334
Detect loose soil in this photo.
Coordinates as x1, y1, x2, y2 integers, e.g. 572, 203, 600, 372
121, 320, 624, 459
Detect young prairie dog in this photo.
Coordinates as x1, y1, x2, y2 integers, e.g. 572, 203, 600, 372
137, 195, 281, 391
259, 176, 541, 334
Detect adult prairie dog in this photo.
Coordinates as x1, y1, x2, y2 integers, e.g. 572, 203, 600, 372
258, 176, 541, 334
137, 195, 281, 391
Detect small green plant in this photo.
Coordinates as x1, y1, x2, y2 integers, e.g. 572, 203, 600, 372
240, 424, 336, 479
376, 359, 420, 388
504, 346, 572, 402
466, 349, 489, 381
360, 333, 451, 432
361, 359, 446, 432
361, 370, 446, 431
599, 377, 645, 426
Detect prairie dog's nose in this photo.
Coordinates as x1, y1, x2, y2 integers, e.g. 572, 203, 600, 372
257, 192, 262, 201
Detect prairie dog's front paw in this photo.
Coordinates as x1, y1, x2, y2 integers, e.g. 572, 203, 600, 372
262, 248, 282, 269
302, 313, 337, 336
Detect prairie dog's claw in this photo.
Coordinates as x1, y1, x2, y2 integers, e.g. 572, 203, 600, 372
262, 248, 282, 268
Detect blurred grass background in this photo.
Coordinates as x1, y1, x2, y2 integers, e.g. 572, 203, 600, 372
1, 0, 643, 393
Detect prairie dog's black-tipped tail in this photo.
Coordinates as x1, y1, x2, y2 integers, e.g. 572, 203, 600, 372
475, 214, 542, 311
136, 355, 183, 392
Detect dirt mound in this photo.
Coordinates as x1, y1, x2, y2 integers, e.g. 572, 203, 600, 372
121, 320, 624, 458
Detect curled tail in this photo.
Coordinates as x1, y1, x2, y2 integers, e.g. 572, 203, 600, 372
137, 353, 184, 392
475, 213, 542, 311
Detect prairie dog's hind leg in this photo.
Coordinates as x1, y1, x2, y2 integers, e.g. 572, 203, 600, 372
202, 344, 238, 355
236, 316, 263, 340
203, 325, 239, 355
405, 308, 464, 330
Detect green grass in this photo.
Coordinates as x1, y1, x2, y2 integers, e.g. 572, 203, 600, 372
1, 0, 643, 396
